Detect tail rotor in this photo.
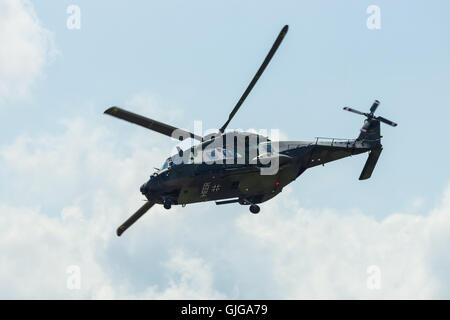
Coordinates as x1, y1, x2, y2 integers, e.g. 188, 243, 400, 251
343, 100, 398, 127
343, 100, 398, 180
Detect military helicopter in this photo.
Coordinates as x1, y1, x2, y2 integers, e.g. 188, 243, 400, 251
104, 25, 397, 236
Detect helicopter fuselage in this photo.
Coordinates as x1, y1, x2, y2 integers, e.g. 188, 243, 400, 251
140, 137, 372, 207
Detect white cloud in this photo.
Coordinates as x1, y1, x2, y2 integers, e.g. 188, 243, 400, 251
126, 251, 226, 300
0, 0, 56, 103
1, 114, 450, 299
0, 115, 227, 299
0, 116, 217, 298
0, 202, 224, 299
235, 187, 449, 298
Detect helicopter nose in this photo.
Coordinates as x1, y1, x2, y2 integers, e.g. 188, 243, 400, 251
140, 182, 148, 194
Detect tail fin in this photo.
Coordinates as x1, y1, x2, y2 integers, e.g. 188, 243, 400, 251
359, 147, 382, 180
357, 119, 382, 180
357, 118, 382, 147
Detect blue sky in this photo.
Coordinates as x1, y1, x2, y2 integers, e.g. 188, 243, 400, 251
1, 0, 450, 299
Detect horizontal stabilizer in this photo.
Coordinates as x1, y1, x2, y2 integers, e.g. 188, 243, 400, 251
359, 148, 382, 180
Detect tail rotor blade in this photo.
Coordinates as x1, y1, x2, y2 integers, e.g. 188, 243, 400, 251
370, 100, 380, 114
117, 201, 155, 236
376, 116, 398, 127
343, 107, 367, 116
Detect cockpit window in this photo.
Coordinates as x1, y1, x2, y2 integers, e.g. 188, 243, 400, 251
161, 158, 172, 170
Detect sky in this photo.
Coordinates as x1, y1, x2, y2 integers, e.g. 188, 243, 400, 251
0, 0, 449, 299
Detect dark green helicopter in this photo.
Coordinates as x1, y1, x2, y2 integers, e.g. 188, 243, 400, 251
104, 25, 397, 236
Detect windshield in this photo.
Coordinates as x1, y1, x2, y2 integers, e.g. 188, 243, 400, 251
161, 158, 171, 170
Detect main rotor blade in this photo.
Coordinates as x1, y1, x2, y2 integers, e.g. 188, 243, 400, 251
104, 107, 203, 141
219, 25, 289, 133
376, 116, 398, 127
343, 107, 367, 116
370, 100, 380, 114
117, 201, 155, 236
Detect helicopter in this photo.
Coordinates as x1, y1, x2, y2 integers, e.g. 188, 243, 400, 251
104, 25, 397, 236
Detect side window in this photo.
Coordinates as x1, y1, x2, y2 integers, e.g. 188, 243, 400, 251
203, 148, 223, 162
203, 147, 242, 162
259, 142, 272, 155
221, 148, 234, 159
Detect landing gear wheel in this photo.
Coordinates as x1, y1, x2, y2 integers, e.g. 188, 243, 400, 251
249, 204, 260, 214
163, 200, 172, 210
